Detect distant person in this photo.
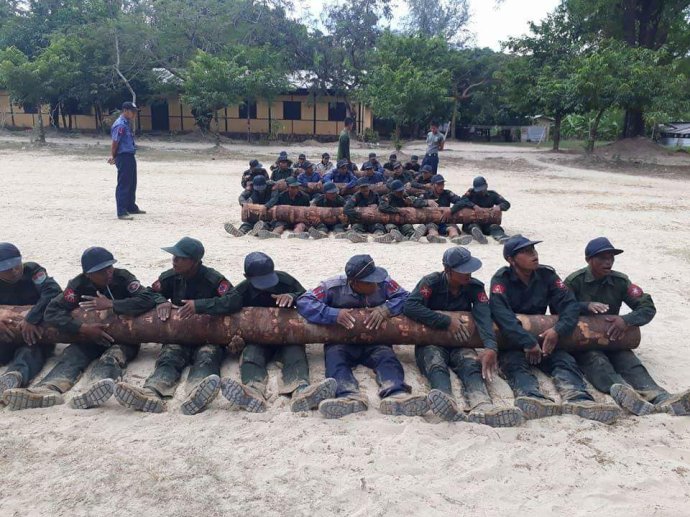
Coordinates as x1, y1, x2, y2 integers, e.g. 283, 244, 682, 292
422, 122, 445, 174
108, 101, 145, 220
337, 117, 354, 164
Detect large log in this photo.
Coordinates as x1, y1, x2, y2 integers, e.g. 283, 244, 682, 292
0, 306, 639, 351
241, 204, 502, 226
274, 180, 411, 196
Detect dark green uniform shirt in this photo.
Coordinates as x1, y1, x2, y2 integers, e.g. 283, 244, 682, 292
454, 188, 510, 212
195, 271, 305, 315
378, 192, 428, 213
312, 193, 346, 208
344, 190, 380, 221
422, 188, 462, 208
0, 262, 62, 325
404, 272, 497, 351
337, 129, 350, 161
489, 265, 579, 349
565, 267, 656, 327
270, 167, 295, 182
387, 170, 415, 186
239, 185, 275, 206
265, 189, 311, 209
44, 268, 157, 334
149, 264, 232, 306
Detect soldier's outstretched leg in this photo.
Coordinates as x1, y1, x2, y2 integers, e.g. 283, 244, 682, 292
75, 343, 139, 410
447, 224, 472, 245
221, 344, 272, 412
499, 350, 561, 420
318, 344, 368, 419
488, 224, 509, 243
0, 344, 54, 395
416, 345, 462, 421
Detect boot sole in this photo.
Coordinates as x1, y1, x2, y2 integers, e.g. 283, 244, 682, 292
256, 230, 280, 240
610, 383, 655, 416
4, 389, 64, 411
220, 379, 266, 412
223, 223, 244, 237
563, 402, 620, 424
71, 379, 115, 410
291, 378, 338, 413
390, 230, 404, 242
468, 407, 525, 427
515, 397, 562, 420
0, 372, 22, 394
308, 228, 328, 240
318, 398, 367, 419
666, 389, 690, 416
181, 375, 221, 415
427, 236, 447, 244
114, 383, 165, 413
427, 390, 460, 421
451, 236, 473, 246
379, 395, 429, 416
471, 227, 488, 244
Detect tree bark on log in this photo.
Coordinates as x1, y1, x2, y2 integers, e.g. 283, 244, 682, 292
273, 180, 426, 197
0, 306, 639, 351
241, 204, 502, 226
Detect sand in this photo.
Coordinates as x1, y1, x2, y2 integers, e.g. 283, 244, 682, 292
1, 136, 689, 517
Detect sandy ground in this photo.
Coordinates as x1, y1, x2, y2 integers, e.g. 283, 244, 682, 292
1, 135, 690, 517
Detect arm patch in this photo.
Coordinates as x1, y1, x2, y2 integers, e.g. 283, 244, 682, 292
627, 284, 643, 298
491, 284, 506, 295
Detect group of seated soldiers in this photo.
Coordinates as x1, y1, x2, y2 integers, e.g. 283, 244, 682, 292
224, 150, 511, 245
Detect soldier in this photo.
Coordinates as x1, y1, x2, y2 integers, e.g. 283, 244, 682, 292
410, 164, 435, 190
270, 153, 294, 182
113, 238, 232, 415
405, 155, 421, 172
422, 122, 445, 174
263, 177, 311, 239
341, 178, 385, 243
297, 161, 322, 189
309, 182, 347, 239
490, 235, 620, 423
382, 153, 398, 172
454, 176, 510, 244
270, 150, 292, 171
0, 243, 62, 396
361, 152, 385, 175
387, 161, 414, 186
109, 101, 146, 220
404, 247, 525, 427
296, 255, 429, 419
295, 153, 307, 170
345, 162, 385, 191
241, 159, 269, 188
566, 237, 690, 416
323, 159, 357, 186
337, 117, 353, 163
374, 180, 430, 244
419, 174, 472, 245
316, 152, 335, 175
224, 176, 275, 237
5, 247, 157, 410
189, 252, 336, 413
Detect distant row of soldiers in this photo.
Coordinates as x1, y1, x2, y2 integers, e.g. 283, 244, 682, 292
226, 151, 511, 244
1, 237, 688, 424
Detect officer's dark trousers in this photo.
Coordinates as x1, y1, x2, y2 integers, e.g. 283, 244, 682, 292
144, 344, 225, 398
499, 349, 593, 403
426, 223, 460, 236
325, 344, 411, 399
37, 343, 139, 393
239, 222, 254, 234
575, 350, 669, 404
240, 344, 309, 396
0, 344, 54, 386
416, 346, 491, 409
462, 223, 505, 238
115, 153, 139, 216
422, 153, 439, 174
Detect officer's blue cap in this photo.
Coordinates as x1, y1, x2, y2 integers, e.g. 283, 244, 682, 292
368, 152, 377, 158
278, 152, 288, 161
249, 159, 262, 168
81, 247, 117, 274
244, 252, 279, 289
298, 153, 306, 160
393, 161, 403, 169
0, 242, 21, 272
389, 153, 397, 160
430, 174, 445, 184
443, 247, 482, 274
585, 237, 623, 259
303, 161, 314, 170
161, 237, 205, 261
473, 176, 488, 192
356, 177, 370, 187
502, 235, 542, 260
122, 101, 139, 111
336, 159, 348, 168
286, 176, 300, 187
390, 180, 405, 192
252, 175, 267, 191
345, 254, 388, 283
323, 182, 338, 194
421, 164, 433, 173
362, 162, 374, 170
411, 155, 419, 161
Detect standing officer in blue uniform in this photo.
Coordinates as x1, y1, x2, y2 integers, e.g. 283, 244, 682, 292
109, 101, 145, 220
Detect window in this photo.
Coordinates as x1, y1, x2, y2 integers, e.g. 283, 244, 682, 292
328, 102, 346, 121
239, 100, 257, 119
283, 101, 301, 120
21, 103, 38, 114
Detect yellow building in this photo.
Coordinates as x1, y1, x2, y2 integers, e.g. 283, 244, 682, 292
0, 90, 373, 137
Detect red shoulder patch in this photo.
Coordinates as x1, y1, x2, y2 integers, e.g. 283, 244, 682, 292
554, 279, 567, 290
64, 288, 77, 304
217, 280, 231, 296
420, 286, 432, 299
491, 284, 506, 295
127, 281, 141, 293
387, 279, 401, 294
477, 291, 489, 303
627, 284, 643, 298
118, 126, 125, 135
151, 280, 162, 292
312, 286, 325, 300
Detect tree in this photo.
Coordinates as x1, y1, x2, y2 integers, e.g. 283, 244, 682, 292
402, 0, 471, 46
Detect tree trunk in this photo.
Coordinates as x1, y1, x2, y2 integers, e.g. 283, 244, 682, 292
552, 113, 562, 151
448, 95, 458, 140
34, 103, 46, 144
623, 107, 645, 138
214, 110, 221, 147
394, 123, 402, 151
0, 305, 641, 352
586, 109, 606, 153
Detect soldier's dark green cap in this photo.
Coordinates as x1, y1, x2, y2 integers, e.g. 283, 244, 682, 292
411, 155, 419, 161
585, 237, 623, 259
503, 234, 542, 259
336, 159, 348, 168
431, 174, 445, 184
421, 164, 433, 173
0, 242, 21, 272
303, 161, 314, 170
368, 152, 377, 158
244, 252, 279, 289
443, 247, 482, 274
286, 177, 300, 187
252, 175, 267, 191
473, 176, 488, 192
298, 153, 306, 160
345, 254, 387, 283
278, 151, 288, 161
356, 177, 370, 187
249, 159, 262, 168
81, 247, 117, 274
390, 179, 405, 192
389, 153, 397, 160
161, 237, 205, 261
323, 182, 338, 194
322, 152, 330, 158
393, 161, 403, 169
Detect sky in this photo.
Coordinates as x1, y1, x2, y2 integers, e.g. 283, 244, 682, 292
295, 0, 561, 50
